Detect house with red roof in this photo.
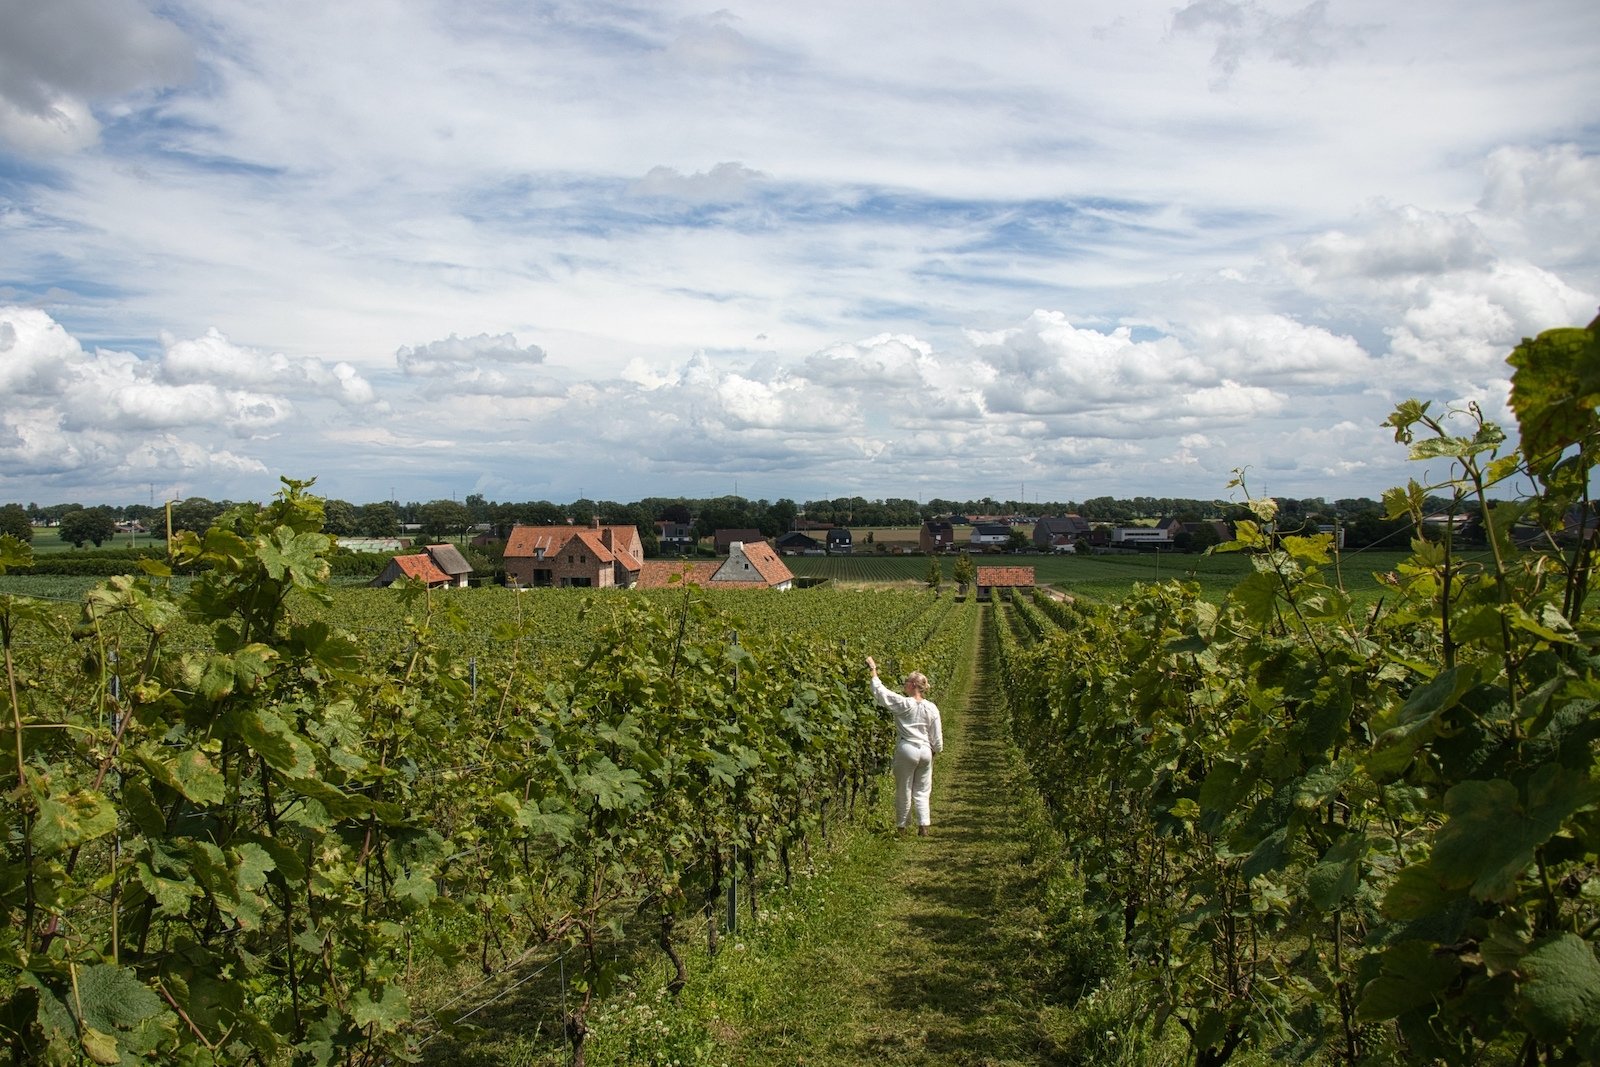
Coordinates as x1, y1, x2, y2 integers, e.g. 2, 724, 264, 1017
502, 521, 645, 588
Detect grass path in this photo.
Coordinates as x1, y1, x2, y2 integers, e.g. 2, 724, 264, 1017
718, 607, 1068, 1065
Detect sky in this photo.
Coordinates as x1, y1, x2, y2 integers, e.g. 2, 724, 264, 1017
1, 0, 1597, 509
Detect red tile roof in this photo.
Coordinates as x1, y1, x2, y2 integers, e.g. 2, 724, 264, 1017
735, 539, 795, 587
392, 553, 451, 585
976, 566, 1035, 587
636, 561, 720, 588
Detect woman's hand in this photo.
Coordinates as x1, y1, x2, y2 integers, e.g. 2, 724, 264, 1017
865, 655, 877, 676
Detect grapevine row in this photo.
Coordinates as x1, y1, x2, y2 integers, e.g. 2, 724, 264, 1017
992, 319, 1600, 1065
0, 493, 975, 1067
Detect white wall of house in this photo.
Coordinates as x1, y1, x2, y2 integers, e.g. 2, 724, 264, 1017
1111, 527, 1172, 544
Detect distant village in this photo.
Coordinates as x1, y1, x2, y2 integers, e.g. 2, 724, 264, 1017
360, 512, 1250, 596
11, 488, 1570, 597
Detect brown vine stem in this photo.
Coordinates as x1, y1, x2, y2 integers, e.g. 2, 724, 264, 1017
158, 979, 219, 1051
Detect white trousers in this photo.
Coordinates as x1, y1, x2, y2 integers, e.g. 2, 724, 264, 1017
893, 740, 934, 828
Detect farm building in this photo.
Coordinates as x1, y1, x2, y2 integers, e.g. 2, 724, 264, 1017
775, 531, 823, 554
826, 528, 853, 554
503, 522, 645, 588
1033, 516, 1089, 552
1110, 526, 1172, 545
637, 540, 794, 589
919, 521, 955, 553
339, 537, 408, 553
975, 565, 1035, 601
969, 523, 1012, 549
716, 540, 795, 589
371, 543, 473, 589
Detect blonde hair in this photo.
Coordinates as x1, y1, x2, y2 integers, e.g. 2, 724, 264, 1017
904, 671, 929, 693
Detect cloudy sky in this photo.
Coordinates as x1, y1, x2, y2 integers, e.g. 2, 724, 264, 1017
1, 0, 1596, 508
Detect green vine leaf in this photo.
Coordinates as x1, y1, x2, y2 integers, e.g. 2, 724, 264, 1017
1515, 933, 1600, 1042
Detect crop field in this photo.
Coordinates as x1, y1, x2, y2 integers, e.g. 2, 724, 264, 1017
785, 547, 1420, 605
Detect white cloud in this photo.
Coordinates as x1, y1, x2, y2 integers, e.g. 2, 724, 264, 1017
1180, 379, 1285, 420
0, 3, 1595, 504
161, 327, 380, 407
1185, 314, 1372, 385
1289, 204, 1494, 284
395, 332, 562, 398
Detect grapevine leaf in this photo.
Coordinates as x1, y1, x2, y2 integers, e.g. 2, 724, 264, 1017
1507, 319, 1600, 478
230, 706, 318, 779
121, 779, 166, 837
1367, 665, 1475, 779
350, 984, 410, 1032
1242, 827, 1290, 881
80, 1027, 121, 1065
1379, 861, 1455, 922
133, 744, 225, 806
135, 862, 202, 917
31, 789, 118, 854
1293, 760, 1355, 811
1430, 768, 1600, 901
0, 533, 32, 571
1515, 933, 1600, 1042
1306, 834, 1366, 911
1356, 940, 1461, 1022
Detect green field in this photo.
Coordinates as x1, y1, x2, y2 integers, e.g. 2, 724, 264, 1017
785, 548, 1416, 604
19, 525, 164, 554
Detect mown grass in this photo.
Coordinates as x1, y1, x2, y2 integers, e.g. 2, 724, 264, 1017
786, 548, 1422, 607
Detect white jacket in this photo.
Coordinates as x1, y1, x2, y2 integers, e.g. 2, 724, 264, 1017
871, 676, 944, 754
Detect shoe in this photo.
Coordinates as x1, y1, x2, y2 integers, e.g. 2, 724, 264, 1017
917, 825, 929, 837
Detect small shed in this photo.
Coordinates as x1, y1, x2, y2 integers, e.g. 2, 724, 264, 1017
424, 544, 473, 588
372, 543, 474, 589
372, 553, 452, 589
975, 565, 1035, 601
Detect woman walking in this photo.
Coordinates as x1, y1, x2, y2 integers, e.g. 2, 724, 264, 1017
866, 656, 944, 836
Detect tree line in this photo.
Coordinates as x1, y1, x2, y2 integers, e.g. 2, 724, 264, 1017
3, 490, 1463, 553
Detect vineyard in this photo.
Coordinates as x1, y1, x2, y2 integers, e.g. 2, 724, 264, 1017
987, 321, 1600, 1064
3, 319, 1598, 1067
0, 496, 975, 1066
786, 549, 1423, 606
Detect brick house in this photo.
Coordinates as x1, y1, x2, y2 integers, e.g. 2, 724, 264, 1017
919, 520, 954, 553
503, 522, 645, 588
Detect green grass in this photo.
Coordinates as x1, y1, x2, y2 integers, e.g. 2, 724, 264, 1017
785, 549, 1419, 605
20, 527, 165, 554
